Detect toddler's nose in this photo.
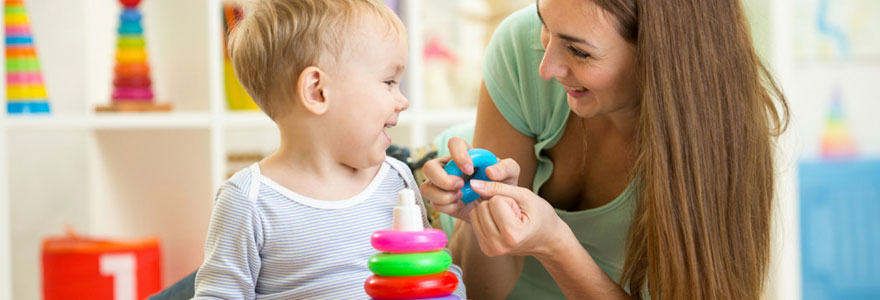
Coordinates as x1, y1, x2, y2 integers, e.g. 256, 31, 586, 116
396, 94, 409, 112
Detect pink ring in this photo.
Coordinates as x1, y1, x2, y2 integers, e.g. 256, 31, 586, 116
5, 25, 31, 36
112, 87, 153, 100
371, 229, 447, 253
6, 72, 42, 85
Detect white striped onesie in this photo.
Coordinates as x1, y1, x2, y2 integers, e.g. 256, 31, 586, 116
193, 157, 466, 299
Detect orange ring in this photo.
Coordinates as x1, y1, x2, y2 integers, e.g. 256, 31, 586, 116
6, 47, 36, 58
114, 64, 150, 77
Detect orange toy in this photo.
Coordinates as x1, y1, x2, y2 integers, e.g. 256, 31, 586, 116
42, 227, 162, 300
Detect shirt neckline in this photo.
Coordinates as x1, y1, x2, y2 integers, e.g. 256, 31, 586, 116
250, 160, 391, 209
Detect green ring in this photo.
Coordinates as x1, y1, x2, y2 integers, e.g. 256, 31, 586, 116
6, 58, 40, 72
118, 36, 146, 48
368, 250, 452, 277
5, 7, 27, 15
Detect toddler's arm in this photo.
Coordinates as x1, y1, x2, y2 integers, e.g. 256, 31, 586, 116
193, 184, 264, 299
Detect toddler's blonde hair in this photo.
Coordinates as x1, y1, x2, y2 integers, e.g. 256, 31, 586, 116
228, 0, 404, 119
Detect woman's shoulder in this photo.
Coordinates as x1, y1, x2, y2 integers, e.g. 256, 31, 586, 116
491, 4, 543, 53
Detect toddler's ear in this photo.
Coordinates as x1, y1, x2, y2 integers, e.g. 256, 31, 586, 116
297, 66, 328, 115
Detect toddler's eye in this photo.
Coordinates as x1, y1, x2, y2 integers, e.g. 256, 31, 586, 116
384, 80, 398, 87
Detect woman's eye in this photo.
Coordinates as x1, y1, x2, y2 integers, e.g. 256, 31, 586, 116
567, 45, 590, 59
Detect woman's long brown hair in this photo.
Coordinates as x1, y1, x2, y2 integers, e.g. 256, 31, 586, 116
591, 0, 790, 298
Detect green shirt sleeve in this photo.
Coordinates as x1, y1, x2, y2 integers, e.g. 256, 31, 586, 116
482, 4, 570, 192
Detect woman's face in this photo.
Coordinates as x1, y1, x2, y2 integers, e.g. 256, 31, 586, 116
537, 0, 639, 119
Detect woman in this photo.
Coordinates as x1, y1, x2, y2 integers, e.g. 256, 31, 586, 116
420, 0, 789, 299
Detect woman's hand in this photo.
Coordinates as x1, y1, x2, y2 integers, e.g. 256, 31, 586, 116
421, 137, 522, 223
467, 179, 573, 259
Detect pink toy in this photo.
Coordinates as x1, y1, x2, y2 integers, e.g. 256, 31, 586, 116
371, 229, 447, 253
364, 190, 460, 300
111, 87, 153, 100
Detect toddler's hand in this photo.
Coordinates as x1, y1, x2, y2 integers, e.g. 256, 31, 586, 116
421, 137, 475, 222
421, 138, 522, 223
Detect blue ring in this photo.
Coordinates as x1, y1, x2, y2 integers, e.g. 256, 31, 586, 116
7, 102, 51, 114
443, 148, 499, 203
5, 36, 33, 45
118, 23, 143, 34
121, 9, 142, 22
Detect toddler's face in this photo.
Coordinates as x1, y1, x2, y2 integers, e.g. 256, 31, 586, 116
322, 14, 409, 169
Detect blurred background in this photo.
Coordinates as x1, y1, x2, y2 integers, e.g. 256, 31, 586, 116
0, 0, 878, 299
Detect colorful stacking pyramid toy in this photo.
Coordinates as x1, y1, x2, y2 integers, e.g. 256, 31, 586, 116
98, 0, 169, 112
365, 190, 460, 300
5, 0, 50, 114
821, 88, 858, 159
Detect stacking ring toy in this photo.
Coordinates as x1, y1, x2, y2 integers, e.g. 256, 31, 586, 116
116, 49, 148, 63
369, 250, 452, 276
115, 64, 150, 77
113, 76, 151, 88
118, 23, 143, 34
112, 87, 153, 100
371, 229, 447, 253
443, 148, 499, 203
120, 9, 142, 22
364, 271, 458, 300
6, 47, 36, 58
373, 295, 460, 300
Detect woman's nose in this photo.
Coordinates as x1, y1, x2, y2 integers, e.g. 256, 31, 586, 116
538, 41, 567, 81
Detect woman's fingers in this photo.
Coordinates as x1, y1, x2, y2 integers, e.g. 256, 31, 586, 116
469, 206, 493, 255
487, 196, 525, 248
477, 200, 502, 249
468, 196, 526, 257
447, 137, 474, 175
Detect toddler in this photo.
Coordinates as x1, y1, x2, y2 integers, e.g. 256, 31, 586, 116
192, 0, 466, 298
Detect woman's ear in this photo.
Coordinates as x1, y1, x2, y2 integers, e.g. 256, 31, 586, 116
297, 66, 329, 115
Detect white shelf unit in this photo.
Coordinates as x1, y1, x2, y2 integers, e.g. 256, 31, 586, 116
0, 0, 477, 299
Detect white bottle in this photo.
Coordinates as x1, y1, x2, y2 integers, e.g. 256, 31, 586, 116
392, 189, 423, 231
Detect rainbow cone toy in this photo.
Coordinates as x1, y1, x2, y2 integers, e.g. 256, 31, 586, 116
98, 0, 170, 112
821, 88, 858, 159
5, 0, 50, 114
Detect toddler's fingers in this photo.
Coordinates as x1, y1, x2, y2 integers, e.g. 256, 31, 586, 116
431, 201, 464, 217
422, 158, 464, 191
421, 182, 463, 206
485, 158, 521, 184
447, 137, 474, 175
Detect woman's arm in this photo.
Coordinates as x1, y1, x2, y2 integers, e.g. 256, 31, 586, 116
536, 224, 632, 300
467, 181, 633, 300
452, 82, 538, 299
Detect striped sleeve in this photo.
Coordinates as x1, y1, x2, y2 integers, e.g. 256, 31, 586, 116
193, 182, 264, 299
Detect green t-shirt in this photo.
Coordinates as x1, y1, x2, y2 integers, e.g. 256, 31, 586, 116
436, 4, 638, 299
